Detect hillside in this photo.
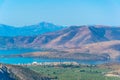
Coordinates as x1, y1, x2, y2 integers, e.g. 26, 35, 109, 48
0, 64, 50, 80
0, 25, 120, 48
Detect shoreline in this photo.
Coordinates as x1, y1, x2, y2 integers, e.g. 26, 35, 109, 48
17, 61, 80, 66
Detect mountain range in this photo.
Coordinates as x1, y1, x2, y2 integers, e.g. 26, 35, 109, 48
0, 22, 65, 36
0, 23, 120, 61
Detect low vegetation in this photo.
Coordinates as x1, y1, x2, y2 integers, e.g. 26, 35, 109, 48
26, 64, 120, 80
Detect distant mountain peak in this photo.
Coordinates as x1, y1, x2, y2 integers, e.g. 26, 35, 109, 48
39, 21, 54, 25
38, 22, 57, 27
0, 22, 66, 36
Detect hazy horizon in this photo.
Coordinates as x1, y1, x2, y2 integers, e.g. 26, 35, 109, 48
0, 21, 119, 28
0, 0, 120, 27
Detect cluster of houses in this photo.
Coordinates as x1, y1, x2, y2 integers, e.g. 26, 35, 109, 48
17, 61, 79, 66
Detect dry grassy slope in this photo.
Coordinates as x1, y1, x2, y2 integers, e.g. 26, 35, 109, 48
98, 63, 120, 77
42, 26, 120, 48
1, 25, 120, 49
20, 40, 120, 61
62, 40, 120, 60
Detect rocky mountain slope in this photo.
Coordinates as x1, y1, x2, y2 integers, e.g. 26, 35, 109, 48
0, 64, 50, 80
0, 65, 15, 80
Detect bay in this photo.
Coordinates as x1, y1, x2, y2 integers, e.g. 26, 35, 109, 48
0, 49, 110, 65
0, 48, 40, 55
0, 57, 109, 65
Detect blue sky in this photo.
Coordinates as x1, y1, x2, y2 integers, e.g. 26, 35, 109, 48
0, 0, 120, 26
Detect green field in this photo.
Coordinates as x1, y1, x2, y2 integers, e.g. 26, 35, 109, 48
26, 65, 120, 80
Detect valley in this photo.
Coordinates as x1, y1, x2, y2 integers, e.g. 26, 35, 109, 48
26, 63, 120, 80
1, 62, 120, 80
